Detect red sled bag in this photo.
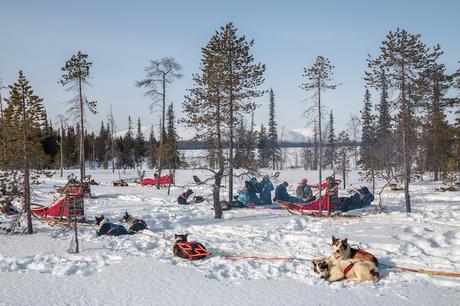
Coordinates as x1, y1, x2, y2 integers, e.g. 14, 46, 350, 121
173, 241, 211, 260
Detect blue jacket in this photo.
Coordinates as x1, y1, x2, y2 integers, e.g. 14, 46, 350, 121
259, 179, 274, 204
237, 190, 250, 207
274, 184, 300, 203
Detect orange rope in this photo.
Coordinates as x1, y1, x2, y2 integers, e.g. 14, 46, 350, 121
225, 255, 311, 261
392, 265, 460, 278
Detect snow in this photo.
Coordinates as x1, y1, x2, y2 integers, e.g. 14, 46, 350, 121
1, 169, 460, 305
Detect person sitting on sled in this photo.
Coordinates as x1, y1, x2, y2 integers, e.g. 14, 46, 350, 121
295, 178, 314, 202
274, 182, 300, 203
245, 177, 261, 205
237, 186, 251, 207
259, 175, 274, 204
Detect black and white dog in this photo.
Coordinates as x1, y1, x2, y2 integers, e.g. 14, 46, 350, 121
95, 215, 129, 236
178, 189, 194, 205
119, 212, 147, 234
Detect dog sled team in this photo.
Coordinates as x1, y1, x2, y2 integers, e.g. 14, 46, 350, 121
94, 212, 380, 282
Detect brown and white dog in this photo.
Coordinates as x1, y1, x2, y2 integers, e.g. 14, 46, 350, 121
331, 236, 379, 266
312, 257, 379, 282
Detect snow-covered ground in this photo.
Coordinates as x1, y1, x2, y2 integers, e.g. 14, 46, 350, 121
1, 169, 459, 305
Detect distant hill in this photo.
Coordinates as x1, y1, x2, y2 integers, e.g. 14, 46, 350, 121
115, 124, 314, 143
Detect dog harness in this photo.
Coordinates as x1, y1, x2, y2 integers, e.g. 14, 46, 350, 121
129, 220, 147, 233
176, 242, 211, 260
344, 262, 356, 277
354, 247, 379, 265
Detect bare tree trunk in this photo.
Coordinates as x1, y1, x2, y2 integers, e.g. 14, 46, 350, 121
434, 170, 439, 181
214, 97, 224, 219
157, 77, 166, 190
22, 95, 33, 234
372, 172, 375, 195
213, 170, 223, 219
402, 128, 411, 212
229, 110, 234, 204
0, 90, 3, 120
318, 81, 324, 216
401, 67, 411, 213
75, 77, 84, 253
60, 118, 64, 178
110, 106, 115, 173
228, 48, 235, 205
167, 163, 171, 196
79, 78, 85, 184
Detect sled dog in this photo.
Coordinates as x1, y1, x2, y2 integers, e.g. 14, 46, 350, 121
119, 212, 147, 234
312, 257, 379, 282
95, 215, 128, 236
331, 236, 379, 265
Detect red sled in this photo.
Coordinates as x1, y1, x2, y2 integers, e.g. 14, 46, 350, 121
32, 190, 85, 220
279, 194, 339, 214
140, 174, 174, 186
279, 178, 341, 216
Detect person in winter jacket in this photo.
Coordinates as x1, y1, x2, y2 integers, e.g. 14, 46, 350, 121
245, 177, 261, 205
274, 182, 300, 203
295, 178, 314, 202
237, 186, 251, 207
259, 175, 274, 204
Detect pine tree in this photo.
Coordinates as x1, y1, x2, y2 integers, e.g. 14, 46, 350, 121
359, 89, 377, 193
2, 71, 46, 234
59, 51, 97, 197
366, 29, 440, 212
257, 124, 270, 168
268, 88, 281, 169
147, 125, 158, 169
234, 120, 257, 169
219, 22, 266, 205
41, 117, 59, 168
421, 60, 452, 181
134, 118, 146, 168
124, 116, 135, 168
325, 110, 336, 169
450, 63, 460, 173
301, 56, 339, 216
166, 103, 179, 168
374, 69, 393, 176
182, 22, 264, 218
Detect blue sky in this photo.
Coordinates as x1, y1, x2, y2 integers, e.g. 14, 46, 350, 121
1, 0, 459, 135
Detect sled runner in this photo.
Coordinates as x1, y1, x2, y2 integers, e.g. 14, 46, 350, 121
140, 174, 174, 186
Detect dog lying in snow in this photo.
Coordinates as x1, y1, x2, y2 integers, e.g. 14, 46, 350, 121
119, 212, 147, 234
173, 234, 211, 260
331, 236, 379, 266
95, 215, 129, 236
312, 257, 379, 282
